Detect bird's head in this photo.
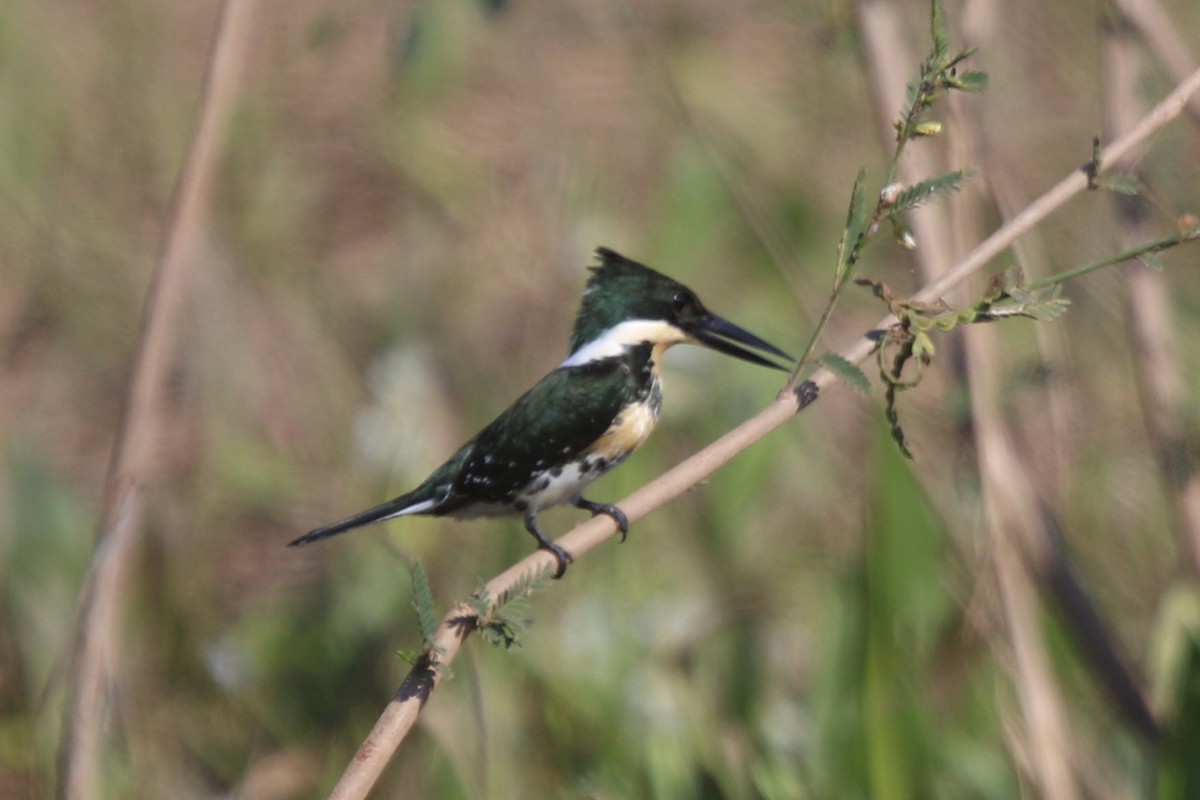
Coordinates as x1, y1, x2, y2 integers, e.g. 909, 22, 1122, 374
563, 248, 792, 370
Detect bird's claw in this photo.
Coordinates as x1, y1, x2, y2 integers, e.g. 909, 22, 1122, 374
541, 541, 574, 579
576, 498, 630, 542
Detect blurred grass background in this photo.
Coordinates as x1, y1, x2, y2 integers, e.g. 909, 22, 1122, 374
2, 0, 1200, 797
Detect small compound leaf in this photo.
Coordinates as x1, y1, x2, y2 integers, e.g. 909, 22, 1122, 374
951, 70, 989, 92
892, 168, 976, 214
409, 560, 439, 647
1140, 251, 1166, 271
1096, 175, 1143, 196
930, 0, 949, 58
818, 352, 873, 396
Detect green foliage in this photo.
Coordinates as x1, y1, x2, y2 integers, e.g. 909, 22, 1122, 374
856, 270, 1071, 458
467, 572, 542, 650
818, 352, 872, 396
946, 70, 990, 93
1150, 585, 1200, 799
791, 20, 983, 386
837, 168, 871, 288
409, 559, 440, 648
929, 0, 950, 61
896, 1, 980, 148
857, 208, 1199, 458
1158, 633, 1200, 798
807, 440, 1013, 798
1093, 175, 1143, 196
889, 168, 978, 215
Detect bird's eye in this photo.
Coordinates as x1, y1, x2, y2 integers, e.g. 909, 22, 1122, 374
671, 292, 691, 313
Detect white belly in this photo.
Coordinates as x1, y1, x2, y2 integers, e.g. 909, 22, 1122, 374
516, 459, 616, 512
450, 396, 660, 519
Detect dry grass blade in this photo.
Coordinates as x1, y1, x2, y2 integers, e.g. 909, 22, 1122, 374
60, 1, 256, 797
1112, 0, 1200, 124
963, 317, 1081, 799
1106, 19, 1200, 575
992, 527, 1080, 800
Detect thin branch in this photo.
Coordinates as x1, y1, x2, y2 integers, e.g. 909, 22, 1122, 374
1022, 226, 1200, 292
60, 2, 255, 797
323, 64, 1200, 799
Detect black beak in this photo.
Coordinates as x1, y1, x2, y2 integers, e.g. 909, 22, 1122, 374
687, 313, 794, 371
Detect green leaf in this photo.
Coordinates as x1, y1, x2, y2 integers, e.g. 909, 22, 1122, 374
408, 559, 439, 647
903, 77, 921, 116
844, 169, 868, 235
1096, 175, 1143, 196
479, 617, 524, 649
468, 580, 492, 618
892, 168, 976, 215
1141, 251, 1166, 271
837, 168, 870, 283
1157, 631, 1200, 798
1022, 297, 1071, 321
885, 386, 914, 460
1006, 285, 1033, 305
819, 352, 873, 396
950, 70, 989, 92
912, 330, 936, 360
468, 575, 537, 650
930, 0, 949, 59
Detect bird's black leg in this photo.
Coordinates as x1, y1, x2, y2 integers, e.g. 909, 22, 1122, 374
574, 497, 630, 542
524, 512, 573, 579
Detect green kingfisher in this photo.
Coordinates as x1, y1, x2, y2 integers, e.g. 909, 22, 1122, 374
290, 247, 792, 577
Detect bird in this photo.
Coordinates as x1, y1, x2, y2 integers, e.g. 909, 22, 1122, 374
290, 247, 792, 577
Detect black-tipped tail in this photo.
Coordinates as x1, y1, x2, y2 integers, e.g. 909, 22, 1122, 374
289, 493, 438, 547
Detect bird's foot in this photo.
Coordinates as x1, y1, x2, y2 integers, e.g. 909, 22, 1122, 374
541, 541, 574, 579
524, 514, 573, 579
574, 498, 630, 543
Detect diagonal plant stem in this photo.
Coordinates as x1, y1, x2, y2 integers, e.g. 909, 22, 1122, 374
1023, 226, 1200, 293
323, 64, 1200, 800
60, 2, 255, 797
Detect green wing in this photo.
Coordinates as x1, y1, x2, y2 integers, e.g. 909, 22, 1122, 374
427, 358, 638, 511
